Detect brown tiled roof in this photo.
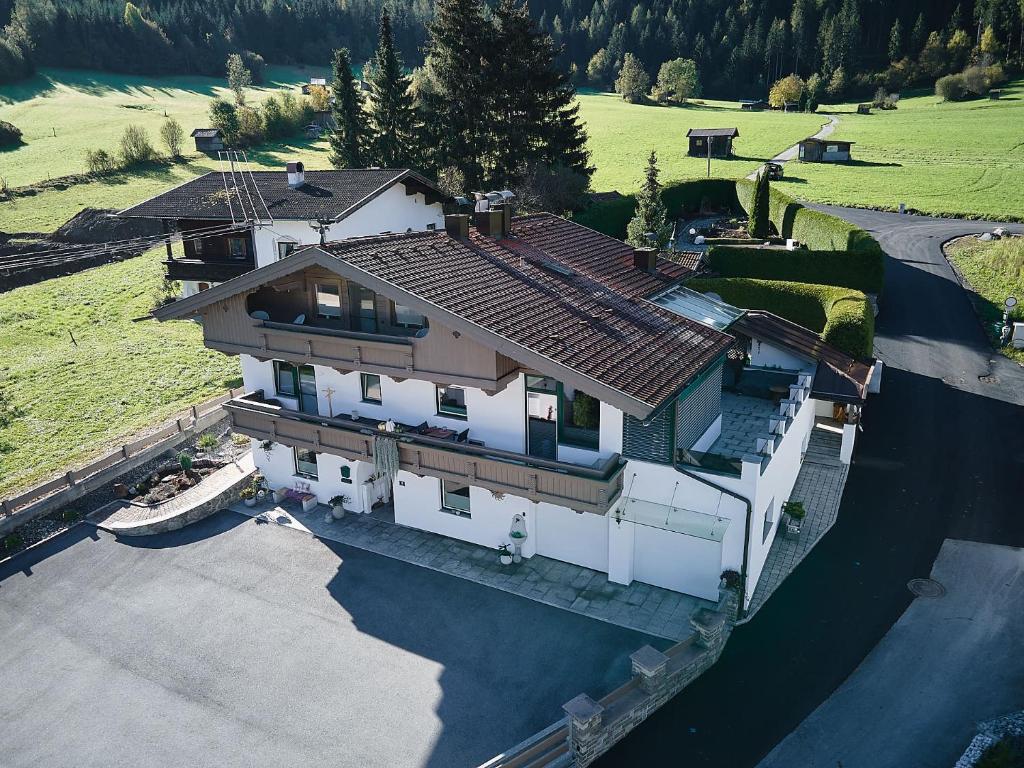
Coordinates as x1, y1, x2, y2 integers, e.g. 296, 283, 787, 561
731, 310, 872, 403
314, 214, 731, 413
117, 168, 441, 222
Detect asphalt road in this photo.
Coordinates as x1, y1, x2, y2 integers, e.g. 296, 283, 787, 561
0, 512, 662, 768
598, 209, 1024, 767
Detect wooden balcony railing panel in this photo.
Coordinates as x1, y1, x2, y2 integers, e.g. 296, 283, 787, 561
226, 395, 624, 514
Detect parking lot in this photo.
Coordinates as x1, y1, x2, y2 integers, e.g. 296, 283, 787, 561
0, 511, 662, 768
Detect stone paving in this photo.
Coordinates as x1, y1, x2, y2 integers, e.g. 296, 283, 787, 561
709, 392, 779, 460
231, 499, 714, 640
744, 423, 849, 620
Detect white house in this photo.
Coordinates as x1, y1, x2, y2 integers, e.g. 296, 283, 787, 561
153, 205, 875, 611
118, 164, 446, 298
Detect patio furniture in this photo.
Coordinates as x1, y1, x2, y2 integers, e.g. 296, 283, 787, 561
273, 482, 318, 512
250, 310, 270, 321
292, 314, 306, 325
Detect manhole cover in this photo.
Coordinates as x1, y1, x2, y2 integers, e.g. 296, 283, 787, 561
907, 578, 946, 598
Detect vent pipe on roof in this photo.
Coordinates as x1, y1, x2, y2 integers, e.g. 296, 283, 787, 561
287, 161, 305, 189
633, 247, 658, 273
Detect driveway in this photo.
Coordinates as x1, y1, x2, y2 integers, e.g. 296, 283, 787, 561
597, 209, 1024, 767
758, 539, 1024, 768
0, 511, 662, 768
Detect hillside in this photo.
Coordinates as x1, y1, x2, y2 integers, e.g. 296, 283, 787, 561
773, 80, 1024, 221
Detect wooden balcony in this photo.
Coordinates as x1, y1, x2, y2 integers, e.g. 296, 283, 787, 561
225, 393, 625, 515
164, 259, 254, 283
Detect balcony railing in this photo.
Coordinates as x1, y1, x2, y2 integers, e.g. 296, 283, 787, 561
225, 392, 625, 515
164, 259, 254, 283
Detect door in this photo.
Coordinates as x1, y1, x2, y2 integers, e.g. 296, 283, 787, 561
525, 375, 558, 460
349, 285, 378, 332
298, 364, 318, 414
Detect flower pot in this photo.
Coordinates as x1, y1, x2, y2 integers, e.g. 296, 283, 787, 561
499, 554, 513, 566
243, 497, 256, 508
273, 488, 286, 504
331, 505, 346, 520
256, 489, 266, 501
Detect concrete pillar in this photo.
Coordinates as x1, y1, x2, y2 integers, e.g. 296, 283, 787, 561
563, 694, 605, 767
840, 422, 857, 464
689, 608, 728, 649
607, 509, 635, 586
630, 645, 670, 694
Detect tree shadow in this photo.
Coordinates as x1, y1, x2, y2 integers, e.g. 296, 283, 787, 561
843, 159, 903, 168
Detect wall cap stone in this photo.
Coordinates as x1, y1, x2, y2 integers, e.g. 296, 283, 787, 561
563, 694, 604, 724
630, 645, 670, 676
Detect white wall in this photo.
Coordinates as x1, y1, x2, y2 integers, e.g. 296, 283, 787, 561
534, 502, 609, 571
632, 525, 724, 601
252, 184, 445, 267
392, 471, 537, 555
748, 340, 814, 372
251, 440, 373, 512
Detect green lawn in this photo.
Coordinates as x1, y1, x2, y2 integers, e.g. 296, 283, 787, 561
0, 249, 241, 498
944, 236, 1024, 364
578, 91, 825, 192
773, 81, 1024, 221
0, 66, 332, 233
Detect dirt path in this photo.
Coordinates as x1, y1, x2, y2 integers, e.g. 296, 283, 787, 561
746, 114, 839, 179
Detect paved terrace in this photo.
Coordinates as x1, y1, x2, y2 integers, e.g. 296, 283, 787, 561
708, 392, 779, 460
233, 500, 714, 641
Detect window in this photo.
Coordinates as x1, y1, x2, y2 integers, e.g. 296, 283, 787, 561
349, 285, 377, 332
798, 144, 805, 159
315, 282, 342, 319
826, 144, 839, 153
441, 480, 471, 515
361, 373, 382, 404
560, 386, 600, 450
277, 241, 297, 260
275, 361, 298, 397
228, 237, 248, 260
393, 303, 426, 329
437, 385, 467, 418
294, 448, 319, 479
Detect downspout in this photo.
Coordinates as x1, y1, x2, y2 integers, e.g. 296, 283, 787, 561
675, 465, 754, 620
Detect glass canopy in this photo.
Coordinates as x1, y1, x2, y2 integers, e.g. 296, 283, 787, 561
617, 496, 730, 541
648, 284, 744, 331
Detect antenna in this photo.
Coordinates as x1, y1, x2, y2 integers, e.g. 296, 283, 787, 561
239, 150, 274, 226
309, 218, 331, 245
216, 150, 241, 225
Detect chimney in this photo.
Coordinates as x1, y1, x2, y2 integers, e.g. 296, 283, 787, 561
473, 209, 505, 239
633, 247, 658, 273
445, 213, 470, 239
286, 161, 305, 188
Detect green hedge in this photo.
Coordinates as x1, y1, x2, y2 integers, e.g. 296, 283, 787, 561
688, 277, 875, 359
572, 178, 741, 239
706, 245, 884, 294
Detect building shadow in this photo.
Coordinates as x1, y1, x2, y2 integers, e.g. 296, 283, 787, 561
111, 508, 248, 550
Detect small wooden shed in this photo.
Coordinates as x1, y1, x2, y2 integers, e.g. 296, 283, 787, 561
301, 77, 327, 95
739, 99, 767, 111
190, 128, 224, 153
686, 127, 739, 158
798, 137, 854, 163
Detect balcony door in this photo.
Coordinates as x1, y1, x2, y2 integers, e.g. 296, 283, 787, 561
349, 284, 378, 332
297, 365, 318, 414
525, 375, 558, 460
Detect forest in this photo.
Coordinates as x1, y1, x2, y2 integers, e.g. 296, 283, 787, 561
1, 1, 1022, 97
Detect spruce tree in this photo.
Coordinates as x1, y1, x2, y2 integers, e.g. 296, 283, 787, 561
626, 150, 671, 248
420, 0, 490, 188
748, 168, 770, 240
367, 6, 418, 168
328, 48, 369, 169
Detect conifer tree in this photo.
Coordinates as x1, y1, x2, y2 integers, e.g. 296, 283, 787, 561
328, 48, 369, 169
420, 0, 490, 188
367, 6, 418, 167
748, 168, 770, 240
626, 150, 671, 248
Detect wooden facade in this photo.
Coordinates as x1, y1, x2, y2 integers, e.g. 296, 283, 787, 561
226, 393, 626, 515
164, 219, 255, 283
797, 138, 854, 163
686, 129, 739, 158
198, 266, 521, 390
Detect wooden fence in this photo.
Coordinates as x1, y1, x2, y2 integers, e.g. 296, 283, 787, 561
0, 387, 246, 534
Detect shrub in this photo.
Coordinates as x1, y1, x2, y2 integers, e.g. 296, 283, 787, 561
160, 117, 184, 157
119, 124, 155, 165
178, 451, 193, 472
707, 246, 884, 294
0, 119, 22, 147
936, 72, 968, 101
85, 148, 118, 174
615, 53, 649, 103
236, 105, 265, 147
209, 98, 240, 145
688, 277, 874, 359
197, 433, 219, 452
748, 171, 770, 239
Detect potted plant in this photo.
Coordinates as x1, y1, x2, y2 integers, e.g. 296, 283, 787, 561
240, 486, 257, 507
497, 543, 513, 566
329, 494, 351, 520
783, 500, 806, 539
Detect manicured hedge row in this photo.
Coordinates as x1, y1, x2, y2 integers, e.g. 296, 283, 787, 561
706, 245, 884, 294
572, 178, 740, 239
688, 277, 875, 359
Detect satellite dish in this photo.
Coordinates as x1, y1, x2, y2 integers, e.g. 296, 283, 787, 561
1006, 296, 1018, 308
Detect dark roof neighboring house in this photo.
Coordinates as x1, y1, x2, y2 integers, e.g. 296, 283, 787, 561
117, 168, 444, 223
153, 213, 730, 418
730, 310, 873, 403
686, 128, 740, 138
190, 128, 222, 138
800, 137, 855, 146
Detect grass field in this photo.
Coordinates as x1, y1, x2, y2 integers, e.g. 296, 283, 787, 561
0, 67, 331, 233
0, 249, 241, 498
773, 81, 1024, 220
576, 91, 824, 192
944, 235, 1024, 364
